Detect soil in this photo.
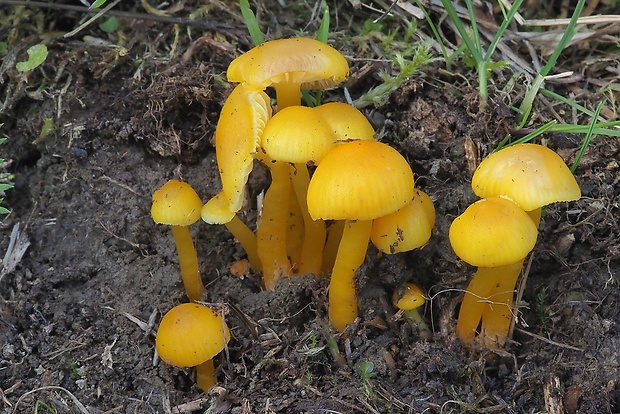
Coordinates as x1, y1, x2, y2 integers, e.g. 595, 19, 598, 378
1, 1, 619, 413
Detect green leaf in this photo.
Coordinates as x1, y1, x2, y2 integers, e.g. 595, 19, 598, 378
0, 206, 9, 215
0, 184, 12, 192
99, 16, 119, 33
239, 0, 264, 46
15, 44, 48, 72
0, 42, 7, 54
90, 0, 108, 9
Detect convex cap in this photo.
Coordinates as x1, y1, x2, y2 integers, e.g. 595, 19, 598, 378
472, 143, 581, 211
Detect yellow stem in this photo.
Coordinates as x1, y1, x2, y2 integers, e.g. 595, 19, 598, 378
329, 219, 373, 332
258, 161, 293, 290
455, 266, 497, 346
322, 220, 344, 276
480, 261, 523, 348
195, 359, 216, 393
286, 186, 305, 273
225, 215, 262, 273
170, 225, 204, 302
290, 163, 325, 276
274, 83, 301, 109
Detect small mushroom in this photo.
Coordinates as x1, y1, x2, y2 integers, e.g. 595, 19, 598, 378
371, 189, 435, 254
393, 283, 430, 335
449, 197, 538, 347
227, 37, 349, 109
151, 180, 204, 302
307, 140, 415, 332
156, 303, 230, 393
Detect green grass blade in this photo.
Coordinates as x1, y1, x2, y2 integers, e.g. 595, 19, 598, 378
414, 0, 451, 70
540, 88, 608, 122
571, 101, 603, 173
315, 1, 330, 44
239, 0, 264, 46
517, 0, 586, 126
484, 0, 523, 63
440, 0, 482, 62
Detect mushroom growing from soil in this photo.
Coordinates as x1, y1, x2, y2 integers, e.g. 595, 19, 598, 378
156, 303, 230, 393
462, 143, 581, 347
393, 282, 430, 335
226, 37, 349, 290
151, 180, 204, 302
307, 140, 415, 332
449, 197, 538, 347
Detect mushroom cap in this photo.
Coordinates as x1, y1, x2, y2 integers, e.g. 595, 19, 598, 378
201, 192, 236, 225
313, 102, 375, 142
472, 143, 581, 211
371, 189, 435, 254
449, 197, 538, 267
151, 180, 202, 226
215, 84, 272, 213
261, 106, 337, 164
227, 38, 349, 91
393, 283, 426, 311
156, 303, 231, 368
307, 140, 414, 221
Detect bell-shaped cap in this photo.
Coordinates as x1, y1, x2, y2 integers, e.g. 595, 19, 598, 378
227, 37, 349, 91
393, 283, 426, 311
313, 102, 375, 142
156, 303, 231, 368
151, 180, 202, 226
472, 143, 581, 211
449, 197, 538, 267
261, 106, 337, 164
307, 140, 414, 221
371, 189, 435, 254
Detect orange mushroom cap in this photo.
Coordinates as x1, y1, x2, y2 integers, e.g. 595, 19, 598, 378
156, 303, 230, 368
371, 189, 435, 254
261, 105, 337, 164
393, 283, 426, 311
313, 102, 376, 143
449, 197, 538, 267
307, 140, 414, 221
151, 180, 202, 226
227, 37, 349, 91
472, 143, 581, 211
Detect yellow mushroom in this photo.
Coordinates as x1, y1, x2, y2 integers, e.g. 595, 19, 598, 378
201, 84, 271, 273
151, 180, 204, 302
308, 140, 414, 332
226, 37, 349, 290
156, 303, 230, 392
449, 197, 538, 347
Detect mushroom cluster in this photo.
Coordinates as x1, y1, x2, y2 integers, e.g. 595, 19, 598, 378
199, 37, 435, 332
449, 143, 581, 348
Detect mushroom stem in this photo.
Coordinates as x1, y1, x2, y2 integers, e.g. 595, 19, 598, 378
274, 83, 301, 109
258, 161, 293, 290
170, 225, 204, 302
480, 260, 523, 348
290, 163, 325, 276
224, 215, 262, 273
329, 219, 373, 332
403, 309, 431, 333
322, 220, 344, 276
455, 262, 522, 347
195, 359, 216, 393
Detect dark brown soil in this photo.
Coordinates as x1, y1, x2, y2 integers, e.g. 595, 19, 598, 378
1, 2, 619, 413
